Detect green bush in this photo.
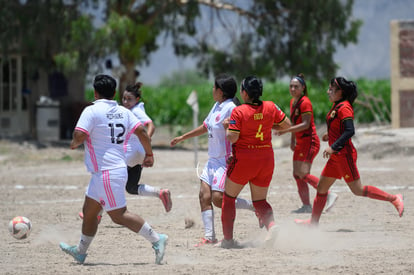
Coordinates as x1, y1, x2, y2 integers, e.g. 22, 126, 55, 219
85, 77, 391, 131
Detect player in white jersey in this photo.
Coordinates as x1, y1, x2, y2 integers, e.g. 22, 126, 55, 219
170, 74, 255, 247
59, 74, 168, 265
122, 82, 172, 212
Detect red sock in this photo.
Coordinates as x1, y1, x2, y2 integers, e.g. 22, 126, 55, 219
363, 186, 395, 202
253, 200, 275, 230
294, 175, 310, 205
303, 174, 319, 189
310, 192, 328, 224
221, 193, 236, 240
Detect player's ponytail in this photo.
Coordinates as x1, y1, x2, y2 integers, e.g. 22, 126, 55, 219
241, 76, 263, 105
125, 82, 144, 101
331, 77, 358, 105
292, 73, 308, 97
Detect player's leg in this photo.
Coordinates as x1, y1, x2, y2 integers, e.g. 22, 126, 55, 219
292, 160, 312, 213
221, 177, 244, 241
126, 164, 172, 212
107, 207, 168, 264
210, 163, 254, 211
347, 179, 404, 217
196, 180, 217, 245
60, 194, 102, 263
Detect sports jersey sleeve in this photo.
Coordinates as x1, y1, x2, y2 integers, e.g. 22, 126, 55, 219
300, 97, 313, 115
228, 107, 242, 133
75, 106, 94, 134
331, 103, 355, 151
132, 106, 152, 125
273, 103, 287, 125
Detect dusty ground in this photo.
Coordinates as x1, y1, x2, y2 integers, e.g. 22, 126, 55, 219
1, 125, 413, 274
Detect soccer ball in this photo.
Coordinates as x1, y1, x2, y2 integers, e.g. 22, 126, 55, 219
8, 216, 32, 240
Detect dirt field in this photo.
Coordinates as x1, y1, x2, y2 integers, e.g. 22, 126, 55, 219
1, 125, 413, 274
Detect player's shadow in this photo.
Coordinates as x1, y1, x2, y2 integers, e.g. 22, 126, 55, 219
78, 262, 149, 267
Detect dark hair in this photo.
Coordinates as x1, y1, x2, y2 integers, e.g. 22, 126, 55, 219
241, 75, 263, 104
125, 82, 143, 99
93, 74, 116, 99
215, 73, 237, 100
292, 73, 308, 97
330, 76, 358, 105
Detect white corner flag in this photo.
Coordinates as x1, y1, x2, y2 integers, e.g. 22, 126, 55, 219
186, 90, 199, 168
186, 90, 199, 113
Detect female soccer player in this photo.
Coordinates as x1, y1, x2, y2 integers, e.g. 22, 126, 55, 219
295, 77, 404, 226
221, 75, 291, 248
170, 73, 255, 247
276, 74, 337, 213
123, 82, 172, 212
60, 74, 167, 265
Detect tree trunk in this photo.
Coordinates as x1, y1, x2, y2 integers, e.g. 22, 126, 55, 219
117, 62, 137, 102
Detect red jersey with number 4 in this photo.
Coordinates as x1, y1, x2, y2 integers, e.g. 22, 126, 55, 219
228, 101, 287, 150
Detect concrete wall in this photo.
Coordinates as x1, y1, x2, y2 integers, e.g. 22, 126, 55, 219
390, 20, 414, 128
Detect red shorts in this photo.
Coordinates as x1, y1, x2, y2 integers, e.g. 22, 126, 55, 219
293, 138, 320, 163
321, 148, 360, 183
227, 149, 274, 187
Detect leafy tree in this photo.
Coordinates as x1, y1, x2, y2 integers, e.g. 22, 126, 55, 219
98, 0, 361, 97
1, 0, 361, 99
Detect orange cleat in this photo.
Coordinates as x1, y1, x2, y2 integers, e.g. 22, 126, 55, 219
194, 238, 218, 247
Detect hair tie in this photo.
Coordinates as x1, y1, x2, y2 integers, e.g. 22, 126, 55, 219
294, 76, 305, 86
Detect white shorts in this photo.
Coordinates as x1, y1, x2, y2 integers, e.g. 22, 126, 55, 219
199, 157, 227, 192
86, 167, 128, 211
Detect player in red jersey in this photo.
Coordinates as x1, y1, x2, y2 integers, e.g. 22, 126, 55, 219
220, 76, 291, 248
276, 73, 337, 213
295, 77, 404, 226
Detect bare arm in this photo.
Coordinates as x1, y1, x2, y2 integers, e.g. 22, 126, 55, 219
134, 125, 154, 167
70, 130, 88, 149
276, 113, 311, 135
170, 124, 207, 146
273, 116, 292, 131
226, 130, 239, 144
146, 121, 156, 138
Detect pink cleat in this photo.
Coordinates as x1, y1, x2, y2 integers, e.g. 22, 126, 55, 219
194, 238, 218, 247
159, 189, 172, 212
392, 194, 404, 217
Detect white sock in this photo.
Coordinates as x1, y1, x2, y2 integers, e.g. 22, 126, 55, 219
235, 198, 255, 211
78, 234, 94, 254
138, 222, 160, 243
137, 184, 160, 198
201, 209, 215, 241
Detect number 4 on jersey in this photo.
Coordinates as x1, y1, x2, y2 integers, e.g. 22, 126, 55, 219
255, 124, 264, 141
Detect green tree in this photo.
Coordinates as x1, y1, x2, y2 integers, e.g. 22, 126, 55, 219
99, 0, 361, 96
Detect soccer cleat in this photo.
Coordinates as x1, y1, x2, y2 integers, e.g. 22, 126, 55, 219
323, 192, 338, 213
294, 218, 312, 226
392, 194, 404, 217
159, 189, 172, 212
220, 239, 244, 249
255, 211, 265, 228
152, 234, 168, 264
59, 242, 87, 264
264, 225, 279, 248
291, 204, 312, 214
194, 237, 218, 247
78, 212, 102, 224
